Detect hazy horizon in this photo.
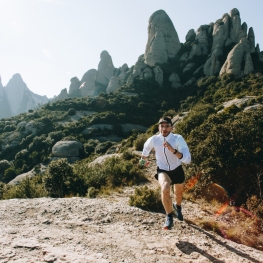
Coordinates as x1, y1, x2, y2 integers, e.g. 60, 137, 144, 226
0, 0, 262, 98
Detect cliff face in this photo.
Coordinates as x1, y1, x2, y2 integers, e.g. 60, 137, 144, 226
1, 73, 48, 119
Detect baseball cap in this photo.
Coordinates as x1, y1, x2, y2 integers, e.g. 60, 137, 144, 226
158, 117, 172, 125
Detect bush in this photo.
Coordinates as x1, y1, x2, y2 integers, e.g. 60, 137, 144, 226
2, 176, 47, 199
129, 186, 163, 211
43, 158, 86, 197
87, 187, 99, 198
0, 160, 11, 173
134, 134, 148, 151
95, 141, 113, 154
4, 168, 16, 183
68, 108, 76, 116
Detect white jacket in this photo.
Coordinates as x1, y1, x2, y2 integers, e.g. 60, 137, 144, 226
142, 132, 191, 171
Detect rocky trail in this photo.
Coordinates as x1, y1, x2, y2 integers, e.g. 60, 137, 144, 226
0, 188, 263, 263
0, 154, 263, 262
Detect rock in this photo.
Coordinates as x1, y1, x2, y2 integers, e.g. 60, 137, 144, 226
68, 77, 81, 96
188, 25, 211, 60
106, 76, 121, 94
229, 8, 246, 44
52, 141, 83, 157
118, 63, 129, 85
183, 63, 195, 73
54, 88, 69, 101
220, 38, 254, 77
169, 73, 182, 88
185, 29, 196, 42
153, 66, 163, 86
17, 121, 38, 135
144, 10, 181, 66
79, 69, 97, 97
247, 27, 255, 53
96, 50, 115, 86
4, 73, 48, 117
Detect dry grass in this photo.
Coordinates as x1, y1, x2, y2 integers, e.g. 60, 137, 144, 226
191, 197, 263, 251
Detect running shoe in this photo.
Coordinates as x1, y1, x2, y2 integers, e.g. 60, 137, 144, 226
163, 215, 173, 230
173, 203, 184, 221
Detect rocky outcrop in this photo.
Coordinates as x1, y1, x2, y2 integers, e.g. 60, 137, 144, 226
68, 77, 81, 96
188, 25, 211, 60
169, 73, 182, 88
52, 141, 83, 157
185, 29, 196, 42
220, 38, 254, 76
247, 27, 255, 53
96, 50, 115, 87
106, 76, 121, 93
54, 88, 69, 101
79, 69, 97, 97
144, 10, 181, 66
153, 66, 163, 86
0, 77, 12, 119
4, 74, 48, 117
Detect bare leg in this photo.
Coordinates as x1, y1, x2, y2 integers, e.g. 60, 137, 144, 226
158, 173, 172, 214
173, 183, 184, 206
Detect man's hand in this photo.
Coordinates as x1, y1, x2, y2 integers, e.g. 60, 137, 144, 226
163, 141, 174, 153
139, 156, 150, 167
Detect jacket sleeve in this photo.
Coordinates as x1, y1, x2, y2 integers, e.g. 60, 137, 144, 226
177, 135, 191, 164
142, 136, 154, 157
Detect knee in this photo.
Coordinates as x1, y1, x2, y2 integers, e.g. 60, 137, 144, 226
161, 182, 170, 195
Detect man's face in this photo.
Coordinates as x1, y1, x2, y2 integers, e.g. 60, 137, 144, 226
159, 123, 172, 137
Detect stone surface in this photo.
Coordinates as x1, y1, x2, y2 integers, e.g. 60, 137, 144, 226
106, 76, 121, 94
54, 88, 69, 101
52, 141, 83, 157
68, 77, 81, 96
188, 25, 211, 60
144, 10, 181, 66
153, 66, 163, 86
185, 29, 196, 42
0, 190, 262, 262
220, 38, 254, 76
247, 27, 255, 53
96, 50, 115, 86
79, 69, 97, 97
4, 73, 48, 117
169, 73, 182, 88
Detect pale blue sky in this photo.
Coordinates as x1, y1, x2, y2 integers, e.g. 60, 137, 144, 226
0, 0, 262, 98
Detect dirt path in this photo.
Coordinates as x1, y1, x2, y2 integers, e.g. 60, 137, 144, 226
0, 191, 262, 263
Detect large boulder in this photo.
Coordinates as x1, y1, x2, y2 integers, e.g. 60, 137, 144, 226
220, 38, 254, 77
52, 141, 83, 157
144, 10, 181, 66
96, 50, 115, 86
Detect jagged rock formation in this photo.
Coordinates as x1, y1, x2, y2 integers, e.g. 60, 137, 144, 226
1, 74, 48, 119
54, 88, 69, 101
220, 38, 254, 76
68, 77, 81, 97
96, 50, 115, 87
79, 69, 97, 97
144, 10, 181, 66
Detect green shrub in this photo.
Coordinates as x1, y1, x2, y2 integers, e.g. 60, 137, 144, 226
129, 186, 163, 211
0, 160, 11, 173
95, 141, 113, 154
68, 108, 76, 116
134, 134, 148, 151
43, 158, 86, 197
4, 168, 16, 183
2, 176, 47, 199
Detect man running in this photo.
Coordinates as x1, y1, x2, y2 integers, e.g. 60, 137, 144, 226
140, 116, 191, 230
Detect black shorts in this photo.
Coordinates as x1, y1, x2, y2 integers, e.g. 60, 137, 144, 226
155, 165, 185, 184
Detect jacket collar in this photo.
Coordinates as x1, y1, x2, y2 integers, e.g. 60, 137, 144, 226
159, 132, 173, 140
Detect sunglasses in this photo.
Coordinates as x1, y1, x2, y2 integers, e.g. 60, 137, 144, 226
159, 125, 171, 128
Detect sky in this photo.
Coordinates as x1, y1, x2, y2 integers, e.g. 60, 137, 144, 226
0, 0, 263, 98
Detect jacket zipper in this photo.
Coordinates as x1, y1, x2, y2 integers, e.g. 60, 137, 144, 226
163, 137, 170, 170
